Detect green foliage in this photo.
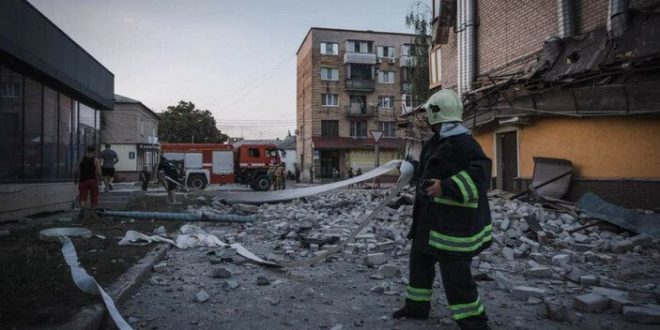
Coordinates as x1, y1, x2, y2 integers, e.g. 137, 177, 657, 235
158, 101, 228, 143
405, 2, 432, 107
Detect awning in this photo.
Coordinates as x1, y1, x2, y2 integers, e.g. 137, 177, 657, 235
312, 137, 405, 150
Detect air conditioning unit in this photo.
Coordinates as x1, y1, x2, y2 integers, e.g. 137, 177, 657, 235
388, 58, 396, 64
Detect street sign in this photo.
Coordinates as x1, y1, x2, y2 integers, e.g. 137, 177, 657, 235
370, 130, 384, 144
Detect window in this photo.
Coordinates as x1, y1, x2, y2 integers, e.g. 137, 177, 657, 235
401, 44, 412, 56
430, 48, 442, 85
58, 94, 73, 179
350, 120, 368, 137
378, 96, 394, 108
321, 67, 339, 81
321, 94, 338, 107
379, 121, 397, 137
321, 120, 339, 137
0, 66, 23, 181
24, 77, 43, 180
347, 40, 372, 53
403, 94, 413, 107
248, 148, 260, 158
320, 42, 339, 55
401, 67, 414, 83
347, 64, 372, 80
377, 71, 395, 84
377, 46, 395, 58
43, 86, 58, 180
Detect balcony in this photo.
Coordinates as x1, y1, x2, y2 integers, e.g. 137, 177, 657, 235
400, 55, 417, 67
345, 79, 375, 92
343, 52, 377, 65
345, 104, 376, 118
401, 82, 412, 93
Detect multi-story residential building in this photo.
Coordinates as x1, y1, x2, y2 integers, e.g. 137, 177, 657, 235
296, 28, 416, 181
0, 0, 114, 220
101, 94, 160, 181
427, 0, 660, 208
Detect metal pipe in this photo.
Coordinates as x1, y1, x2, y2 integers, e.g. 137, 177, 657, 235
457, 0, 464, 95
465, 0, 476, 94
97, 210, 257, 223
608, 0, 630, 37
556, 0, 576, 38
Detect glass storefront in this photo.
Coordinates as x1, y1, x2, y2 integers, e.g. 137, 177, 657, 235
0, 64, 100, 182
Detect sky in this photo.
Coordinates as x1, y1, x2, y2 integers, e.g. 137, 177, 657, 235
29, 0, 420, 139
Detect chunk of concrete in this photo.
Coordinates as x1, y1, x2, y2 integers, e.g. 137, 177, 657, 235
194, 289, 210, 303
622, 304, 660, 324
502, 247, 515, 261
524, 266, 553, 279
377, 264, 399, 278
512, 286, 546, 300
552, 254, 570, 267
364, 253, 387, 266
574, 293, 609, 313
579, 275, 599, 285
545, 301, 577, 323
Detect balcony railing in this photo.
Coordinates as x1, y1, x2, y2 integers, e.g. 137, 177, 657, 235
345, 79, 375, 92
343, 52, 377, 65
400, 55, 417, 67
345, 104, 376, 118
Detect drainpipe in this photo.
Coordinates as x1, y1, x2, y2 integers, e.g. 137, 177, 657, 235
608, 0, 630, 37
457, 0, 475, 96
556, 0, 576, 38
457, 0, 464, 95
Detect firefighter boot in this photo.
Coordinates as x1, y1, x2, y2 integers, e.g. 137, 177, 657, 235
392, 299, 430, 320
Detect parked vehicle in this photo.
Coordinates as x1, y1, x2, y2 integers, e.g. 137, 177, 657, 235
160, 143, 281, 191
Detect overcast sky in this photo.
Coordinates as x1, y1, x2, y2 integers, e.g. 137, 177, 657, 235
29, 0, 420, 139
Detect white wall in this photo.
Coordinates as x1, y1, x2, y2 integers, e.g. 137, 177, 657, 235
279, 149, 298, 174
110, 144, 137, 172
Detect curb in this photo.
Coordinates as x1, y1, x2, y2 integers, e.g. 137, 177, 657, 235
53, 244, 170, 330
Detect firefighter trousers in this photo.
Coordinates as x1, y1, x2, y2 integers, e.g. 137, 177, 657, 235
404, 249, 489, 330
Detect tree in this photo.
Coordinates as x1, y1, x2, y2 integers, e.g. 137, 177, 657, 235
405, 2, 432, 107
158, 101, 228, 143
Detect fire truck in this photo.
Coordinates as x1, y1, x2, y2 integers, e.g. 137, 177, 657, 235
160, 143, 281, 191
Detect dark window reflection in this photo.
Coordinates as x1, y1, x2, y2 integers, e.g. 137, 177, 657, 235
24, 77, 42, 180
0, 66, 23, 181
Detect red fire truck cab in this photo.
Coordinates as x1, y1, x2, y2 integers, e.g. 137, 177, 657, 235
160, 143, 281, 191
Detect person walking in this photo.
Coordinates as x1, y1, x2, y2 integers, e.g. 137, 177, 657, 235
393, 89, 492, 330
100, 144, 118, 192
274, 163, 286, 190
140, 165, 151, 192
74, 145, 101, 222
157, 155, 179, 205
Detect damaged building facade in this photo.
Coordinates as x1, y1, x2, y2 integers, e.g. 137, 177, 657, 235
428, 0, 660, 209
0, 0, 114, 220
296, 28, 415, 181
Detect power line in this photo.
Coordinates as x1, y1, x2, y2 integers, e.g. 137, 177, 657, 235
205, 54, 295, 109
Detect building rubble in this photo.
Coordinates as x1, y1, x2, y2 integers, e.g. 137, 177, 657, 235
144, 186, 660, 326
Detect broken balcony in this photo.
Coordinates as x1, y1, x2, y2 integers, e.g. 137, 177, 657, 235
343, 52, 377, 65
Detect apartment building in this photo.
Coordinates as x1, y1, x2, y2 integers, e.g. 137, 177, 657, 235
296, 28, 416, 181
101, 94, 160, 181
0, 0, 114, 220
427, 0, 660, 208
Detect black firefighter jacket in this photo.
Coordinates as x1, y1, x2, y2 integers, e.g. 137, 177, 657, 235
409, 133, 493, 258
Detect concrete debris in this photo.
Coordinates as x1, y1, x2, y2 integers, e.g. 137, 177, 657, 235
574, 293, 609, 313
211, 268, 232, 279
524, 266, 553, 278
512, 286, 546, 300
622, 304, 660, 324
256, 276, 271, 286
152, 261, 168, 273
364, 253, 387, 267
194, 289, 210, 303
377, 264, 399, 278
545, 300, 578, 323
223, 280, 241, 290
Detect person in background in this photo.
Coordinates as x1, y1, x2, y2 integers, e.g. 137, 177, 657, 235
158, 155, 179, 205
100, 144, 118, 192
74, 145, 101, 222
348, 167, 354, 187
294, 164, 301, 183
274, 163, 286, 190
140, 165, 151, 192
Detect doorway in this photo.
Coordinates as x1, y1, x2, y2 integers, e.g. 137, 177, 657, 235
320, 150, 340, 178
496, 131, 518, 192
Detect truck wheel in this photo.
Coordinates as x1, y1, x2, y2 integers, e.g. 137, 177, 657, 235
253, 174, 271, 191
187, 174, 208, 190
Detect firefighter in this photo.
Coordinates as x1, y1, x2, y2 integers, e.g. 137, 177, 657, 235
393, 89, 492, 330
274, 163, 286, 190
